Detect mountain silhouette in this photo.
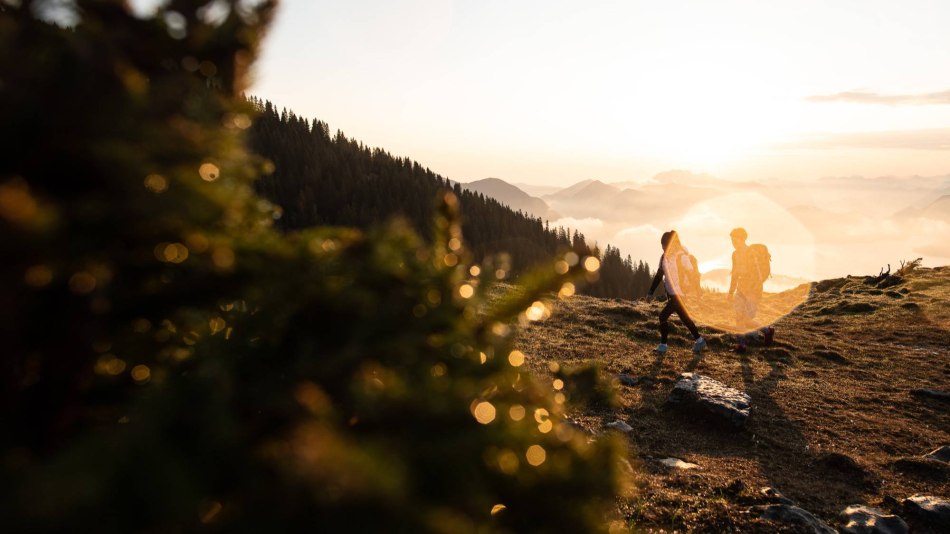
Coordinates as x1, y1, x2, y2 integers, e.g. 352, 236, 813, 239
460, 177, 560, 221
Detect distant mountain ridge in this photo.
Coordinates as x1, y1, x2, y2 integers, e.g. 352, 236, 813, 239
459, 178, 560, 221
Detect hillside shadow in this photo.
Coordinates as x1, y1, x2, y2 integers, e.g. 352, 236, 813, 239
633, 342, 877, 516
738, 351, 876, 515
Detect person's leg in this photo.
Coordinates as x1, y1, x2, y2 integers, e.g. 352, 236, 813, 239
672, 296, 706, 352
671, 296, 700, 340
734, 292, 761, 332
659, 299, 676, 344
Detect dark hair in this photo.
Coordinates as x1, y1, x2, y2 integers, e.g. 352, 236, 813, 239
730, 227, 748, 241
660, 230, 677, 251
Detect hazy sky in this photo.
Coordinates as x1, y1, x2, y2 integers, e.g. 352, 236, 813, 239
246, 0, 950, 186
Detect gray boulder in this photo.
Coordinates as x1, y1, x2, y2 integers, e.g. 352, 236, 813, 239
666, 373, 751, 429
838, 505, 908, 534
759, 504, 835, 534
902, 495, 950, 528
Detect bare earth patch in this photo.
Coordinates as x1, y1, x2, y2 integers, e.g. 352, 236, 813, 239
517, 266, 950, 533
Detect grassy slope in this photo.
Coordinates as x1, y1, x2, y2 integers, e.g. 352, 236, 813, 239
517, 266, 950, 533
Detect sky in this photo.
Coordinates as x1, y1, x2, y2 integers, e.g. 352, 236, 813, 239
121, 0, 950, 279
245, 0, 950, 186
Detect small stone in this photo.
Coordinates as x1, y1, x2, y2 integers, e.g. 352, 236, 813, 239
659, 457, 699, 469
617, 374, 638, 387
838, 505, 908, 534
903, 495, 950, 527
759, 504, 835, 533
605, 420, 633, 433
924, 445, 950, 463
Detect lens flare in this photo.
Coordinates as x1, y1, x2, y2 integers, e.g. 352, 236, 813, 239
669, 192, 815, 334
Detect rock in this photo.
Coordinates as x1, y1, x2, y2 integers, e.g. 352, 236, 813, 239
885, 290, 903, 299
911, 389, 950, 403
666, 373, 751, 429
604, 420, 633, 433
838, 505, 908, 534
876, 275, 903, 289
902, 495, 950, 528
658, 457, 699, 469
759, 504, 835, 533
924, 445, 950, 463
617, 374, 638, 387
760, 487, 796, 505
900, 302, 920, 311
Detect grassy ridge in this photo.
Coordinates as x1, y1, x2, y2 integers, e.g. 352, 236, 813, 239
517, 266, 950, 532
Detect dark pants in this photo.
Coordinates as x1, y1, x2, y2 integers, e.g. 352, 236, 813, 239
659, 295, 699, 343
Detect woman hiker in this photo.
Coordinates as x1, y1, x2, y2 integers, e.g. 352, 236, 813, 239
646, 230, 706, 354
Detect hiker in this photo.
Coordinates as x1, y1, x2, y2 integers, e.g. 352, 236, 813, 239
727, 227, 775, 352
647, 230, 706, 354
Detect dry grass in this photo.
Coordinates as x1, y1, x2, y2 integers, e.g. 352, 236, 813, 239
516, 267, 950, 533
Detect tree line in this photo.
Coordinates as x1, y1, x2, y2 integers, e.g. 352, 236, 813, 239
245, 97, 654, 297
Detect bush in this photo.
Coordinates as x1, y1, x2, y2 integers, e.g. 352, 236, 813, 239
0, 2, 627, 532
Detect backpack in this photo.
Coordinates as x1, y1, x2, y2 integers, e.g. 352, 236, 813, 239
677, 252, 702, 297
747, 244, 771, 285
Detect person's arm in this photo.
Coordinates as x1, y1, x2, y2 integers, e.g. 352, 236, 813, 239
728, 251, 738, 299
649, 255, 664, 295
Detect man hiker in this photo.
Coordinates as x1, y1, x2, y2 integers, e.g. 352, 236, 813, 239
728, 227, 775, 352
647, 230, 706, 354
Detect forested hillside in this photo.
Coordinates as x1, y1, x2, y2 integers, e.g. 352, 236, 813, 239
246, 98, 654, 296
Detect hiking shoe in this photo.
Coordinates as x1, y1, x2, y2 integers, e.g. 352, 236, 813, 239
763, 327, 775, 346
692, 336, 706, 353
655, 343, 668, 354
732, 343, 747, 354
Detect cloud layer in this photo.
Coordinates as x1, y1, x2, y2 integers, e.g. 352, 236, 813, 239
806, 89, 950, 106
779, 128, 950, 151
